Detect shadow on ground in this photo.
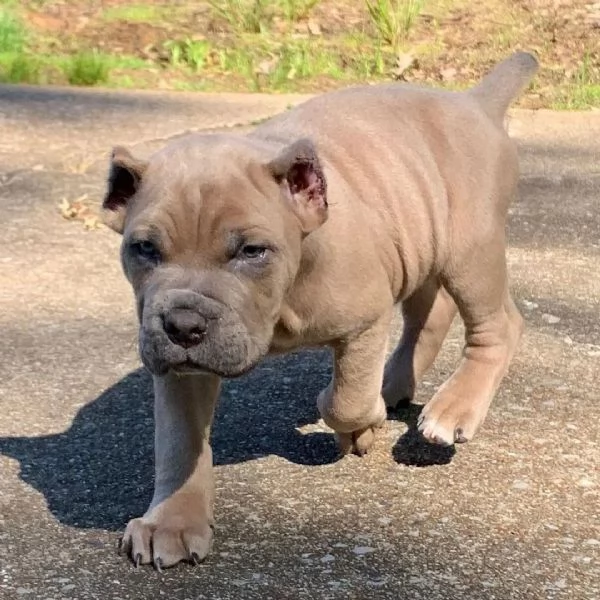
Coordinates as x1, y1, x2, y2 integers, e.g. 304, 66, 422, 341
0, 349, 453, 532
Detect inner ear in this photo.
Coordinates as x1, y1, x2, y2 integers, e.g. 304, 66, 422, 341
268, 138, 328, 234
104, 163, 138, 211
102, 146, 148, 233
288, 160, 320, 195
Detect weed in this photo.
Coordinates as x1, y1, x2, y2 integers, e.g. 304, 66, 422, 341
279, 0, 320, 22
366, 0, 423, 51
208, 0, 272, 34
0, 52, 40, 83
103, 4, 165, 23
551, 84, 600, 110
353, 45, 387, 78
269, 41, 341, 87
0, 6, 25, 53
64, 51, 110, 86
218, 46, 261, 90
552, 54, 600, 109
164, 38, 211, 71
575, 52, 596, 86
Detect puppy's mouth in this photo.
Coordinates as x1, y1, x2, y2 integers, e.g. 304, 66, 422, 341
139, 330, 268, 379
138, 295, 272, 379
170, 358, 257, 379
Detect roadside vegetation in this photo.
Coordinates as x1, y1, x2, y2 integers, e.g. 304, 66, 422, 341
0, 0, 598, 109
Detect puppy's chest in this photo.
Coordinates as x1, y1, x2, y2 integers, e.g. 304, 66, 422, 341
270, 305, 310, 352
270, 305, 334, 353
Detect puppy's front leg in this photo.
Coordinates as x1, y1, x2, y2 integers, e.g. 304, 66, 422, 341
317, 313, 391, 456
121, 373, 220, 569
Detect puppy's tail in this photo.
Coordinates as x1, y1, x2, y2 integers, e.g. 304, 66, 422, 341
468, 51, 539, 124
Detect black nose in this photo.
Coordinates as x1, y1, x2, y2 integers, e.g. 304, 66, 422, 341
163, 308, 207, 349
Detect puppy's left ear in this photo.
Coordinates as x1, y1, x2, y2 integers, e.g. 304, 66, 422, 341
102, 146, 148, 234
268, 138, 327, 234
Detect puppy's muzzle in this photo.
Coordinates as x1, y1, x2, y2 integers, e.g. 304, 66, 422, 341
163, 308, 207, 349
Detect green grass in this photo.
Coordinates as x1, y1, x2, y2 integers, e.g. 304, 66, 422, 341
269, 41, 342, 88
0, 6, 25, 53
550, 85, 600, 110
63, 51, 111, 86
550, 52, 600, 109
103, 4, 167, 23
215, 38, 390, 91
164, 38, 212, 71
279, 0, 320, 22
207, 0, 321, 33
0, 49, 142, 86
366, 0, 424, 52
0, 52, 40, 83
208, 0, 272, 34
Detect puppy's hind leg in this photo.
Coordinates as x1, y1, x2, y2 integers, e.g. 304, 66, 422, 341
418, 236, 523, 446
382, 278, 457, 409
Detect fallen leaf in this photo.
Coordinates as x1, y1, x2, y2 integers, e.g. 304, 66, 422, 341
307, 20, 322, 36
58, 194, 105, 230
440, 67, 457, 82
391, 53, 415, 80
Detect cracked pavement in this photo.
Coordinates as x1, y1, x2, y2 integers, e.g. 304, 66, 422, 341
0, 84, 598, 599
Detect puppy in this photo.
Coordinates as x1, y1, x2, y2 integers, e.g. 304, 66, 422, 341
103, 52, 538, 568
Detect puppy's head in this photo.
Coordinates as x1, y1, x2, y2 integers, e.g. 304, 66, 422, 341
103, 134, 327, 377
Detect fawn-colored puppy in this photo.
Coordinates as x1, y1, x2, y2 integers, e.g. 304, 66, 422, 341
103, 52, 538, 568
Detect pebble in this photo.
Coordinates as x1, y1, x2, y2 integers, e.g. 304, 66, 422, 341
522, 299, 539, 310
577, 478, 594, 488
512, 480, 530, 490
353, 546, 375, 555
541, 313, 561, 324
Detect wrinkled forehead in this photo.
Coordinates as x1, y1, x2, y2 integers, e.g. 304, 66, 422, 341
125, 137, 285, 248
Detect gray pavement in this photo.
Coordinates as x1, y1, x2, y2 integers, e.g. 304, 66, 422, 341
0, 84, 598, 600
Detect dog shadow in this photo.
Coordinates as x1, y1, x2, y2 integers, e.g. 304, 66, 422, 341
0, 349, 454, 531
388, 403, 456, 467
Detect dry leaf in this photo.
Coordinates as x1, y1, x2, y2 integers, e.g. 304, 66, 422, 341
58, 195, 105, 230
441, 67, 457, 82
256, 58, 278, 75
391, 53, 416, 80
307, 20, 322, 36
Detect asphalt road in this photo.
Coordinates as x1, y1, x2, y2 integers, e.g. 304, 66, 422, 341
0, 84, 598, 600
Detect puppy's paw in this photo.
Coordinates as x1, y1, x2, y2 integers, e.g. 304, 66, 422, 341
120, 496, 213, 569
335, 421, 385, 457
417, 392, 486, 446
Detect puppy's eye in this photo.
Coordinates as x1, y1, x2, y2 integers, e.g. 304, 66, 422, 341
239, 245, 267, 260
131, 240, 161, 263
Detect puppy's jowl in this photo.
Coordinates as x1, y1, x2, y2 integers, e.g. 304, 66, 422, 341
104, 52, 538, 568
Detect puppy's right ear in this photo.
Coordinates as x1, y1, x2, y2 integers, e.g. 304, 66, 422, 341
102, 146, 148, 234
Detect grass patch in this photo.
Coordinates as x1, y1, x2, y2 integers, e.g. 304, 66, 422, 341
551, 84, 600, 110
63, 51, 111, 86
207, 0, 321, 33
269, 41, 342, 87
3, 0, 597, 109
0, 6, 25, 53
366, 0, 423, 52
550, 52, 600, 109
103, 4, 166, 23
0, 52, 40, 83
164, 38, 212, 71
208, 0, 272, 34
279, 0, 320, 22
215, 38, 390, 92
